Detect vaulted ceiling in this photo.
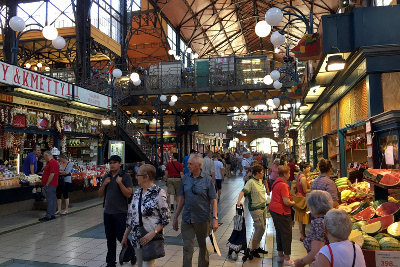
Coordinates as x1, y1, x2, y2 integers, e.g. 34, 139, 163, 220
152, 0, 338, 57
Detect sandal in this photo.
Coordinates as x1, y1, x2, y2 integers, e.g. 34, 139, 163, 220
60, 211, 68, 215
55, 211, 61, 215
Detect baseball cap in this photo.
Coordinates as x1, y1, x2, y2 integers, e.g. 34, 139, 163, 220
108, 155, 122, 163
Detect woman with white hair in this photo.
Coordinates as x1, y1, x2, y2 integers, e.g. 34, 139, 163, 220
315, 209, 366, 267
293, 190, 332, 267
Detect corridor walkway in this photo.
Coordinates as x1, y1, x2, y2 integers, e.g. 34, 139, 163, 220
0, 176, 307, 267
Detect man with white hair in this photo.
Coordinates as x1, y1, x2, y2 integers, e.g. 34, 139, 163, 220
173, 154, 219, 267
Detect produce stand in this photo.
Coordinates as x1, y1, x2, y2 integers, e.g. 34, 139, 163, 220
363, 176, 400, 201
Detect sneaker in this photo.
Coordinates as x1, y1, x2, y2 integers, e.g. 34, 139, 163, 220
255, 247, 268, 254
170, 204, 174, 213
250, 250, 260, 258
283, 259, 295, 266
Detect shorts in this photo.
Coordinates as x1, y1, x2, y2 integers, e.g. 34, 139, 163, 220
167, 178, 181, 196
215, 179, 222, 190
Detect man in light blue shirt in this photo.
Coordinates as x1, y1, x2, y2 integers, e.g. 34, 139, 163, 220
173, 154, 218, 267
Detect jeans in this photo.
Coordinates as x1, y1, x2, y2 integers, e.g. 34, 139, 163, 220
181, 220, 210, 267
44, 185, 56, 218
104, 213, 133, 266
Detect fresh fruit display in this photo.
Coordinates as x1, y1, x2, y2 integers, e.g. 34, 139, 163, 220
374, 233, 390, 242
362, 235, 380, 250
379, 237, 400, 251
387, 222, 400, 239
361, 221, 382, 235
354, 206, 376, 221
372, 200, 387, 210
335, 177, 350, 188
352, 181, 370, 194
338, 202, 361, 214
389, 196, 399, 203
343, 194, 368, 204
353, 221, 368, 231
349, 229, 364, 247
375, 202, 400, 219
379, 172, 400, 186
368, 215, 395, 230
351, 201, 371, 215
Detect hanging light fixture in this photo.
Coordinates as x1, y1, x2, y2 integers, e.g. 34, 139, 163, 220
270, 70, 280, 81
132, 79, 141, 86
160, 95, 167, 102
112, 68, 122, 78
266, 99, 274, 107
171, 95, 178, 102
130, 72, 140, 82
168, 50, 175, 55
9, 16, 26, 32
273, 80, 282, 89
193, 53, 199, 59
265, 7, 283, 26
52, 36, 66, 49
169, 101, 175, 106
25, 63, 31, 69
42, 25, 58, 40
37, 62, 43, 68
263, 75, 273, 85
270, 31, 286, 46
273, 97, 280, 107
186, 48, 192, 54
274, 47, 280, 53
326, 55, 346, 72
255, 21, 271, 38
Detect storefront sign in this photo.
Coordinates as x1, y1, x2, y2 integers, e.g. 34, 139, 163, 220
0, 93, 13, 103
0, 62, 111, 109
248, 111, 277, 120
75, 86, 112, 110
375, 251, 400, 267
11, 95, 103, 119
330, 105, 337, 132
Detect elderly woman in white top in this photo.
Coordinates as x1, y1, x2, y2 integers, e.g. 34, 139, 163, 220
122, 164, 171, 267
316, 209, 366, 267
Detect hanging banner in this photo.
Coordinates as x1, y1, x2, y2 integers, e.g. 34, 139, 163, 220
248, 111, 277, 120
75, 86, 112, 110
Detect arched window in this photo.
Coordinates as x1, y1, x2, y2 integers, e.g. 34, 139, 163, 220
250, 138, 278, 154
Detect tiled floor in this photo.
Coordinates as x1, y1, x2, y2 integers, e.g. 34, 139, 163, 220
0, 176, 307, 267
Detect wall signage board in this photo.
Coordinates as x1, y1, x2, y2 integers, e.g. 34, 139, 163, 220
108, 141, 125, 165
0, 61, 111, 109
330, 105, 337, 132
75, 86, 112, 110
11, 95, 103, 119
248, 111, 277, 120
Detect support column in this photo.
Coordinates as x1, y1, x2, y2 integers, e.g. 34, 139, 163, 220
366, 74, 383, 117
160, 110, 164, 164
119, 0, 128, 71
322, 135, 328, 159
3, 1, 18, 64
75, 0, 92, 84
312, 140, 317, 169
339, 130, 346, 177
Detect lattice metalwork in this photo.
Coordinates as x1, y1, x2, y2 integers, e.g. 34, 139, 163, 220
339, 79, 368, 129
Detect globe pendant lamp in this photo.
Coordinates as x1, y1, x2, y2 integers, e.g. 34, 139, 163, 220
42, 25, 58, 40
171, 95, 178, 102
160, 95, 167, 102
265, 7, 283, 26
270, 70, 280, 81
52, 36, 66, 50
273, 80, 282, 89
9, 16, 26, 32
273, 97, 280, 107
270, 31, 286, 46
169, 101, 175, 106
267, 99, 274, 107
130, 72, 140, 82
112, 68, 122, 79
263, 75, 273, 85
255, 21, 271, 38
132, 79, 141, 86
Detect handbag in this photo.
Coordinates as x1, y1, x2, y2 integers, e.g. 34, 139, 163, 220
138, 188, 165, 261
293, 195, 307, 210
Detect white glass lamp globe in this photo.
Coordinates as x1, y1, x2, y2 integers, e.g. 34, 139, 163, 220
270, 70, 280, 81
255, 21, 271, 38
273, 80, 283, 89
25, 63, 31, 69
112, 68, 122, 78
270, 31, 286, 46
265, 7, 283, 26
160, 95, 167, 102
132, 79, 141, 86
187, 48, 192, 54
171, 95, 178, 102
9, 16, 25, 32
42, 25, 58, 40
273, 97, 280, 107
263, 75, 273, 85
175, 55, 181, 60
37, 62, 43, 68
169, 101, 175, 106
52, 36, 66, 49
267, 99, 274, 106
168, 50, 175, 55
130, 72, 140, 82
193, 53, 199, 59
274, 47, 280, 53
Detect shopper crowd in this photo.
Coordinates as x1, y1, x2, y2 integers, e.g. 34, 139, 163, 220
23, 148, 366, 267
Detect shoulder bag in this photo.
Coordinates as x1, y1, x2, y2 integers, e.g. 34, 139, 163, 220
138, 188, 165, 261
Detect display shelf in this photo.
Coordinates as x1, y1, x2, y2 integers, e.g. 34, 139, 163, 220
363, 176, 400, 201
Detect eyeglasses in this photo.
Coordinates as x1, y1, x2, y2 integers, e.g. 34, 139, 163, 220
136, 174, 146, 178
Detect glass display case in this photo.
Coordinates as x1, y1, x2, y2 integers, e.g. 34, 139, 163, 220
66, 136, 98, 166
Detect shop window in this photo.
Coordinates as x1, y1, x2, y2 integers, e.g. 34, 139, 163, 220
249, 138, 278, 154
345, 124, 368, 170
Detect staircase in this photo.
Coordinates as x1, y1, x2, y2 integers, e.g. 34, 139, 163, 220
105, 108, 155, 163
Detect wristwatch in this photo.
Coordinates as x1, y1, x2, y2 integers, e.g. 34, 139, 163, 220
154, 229, 158, 234
213, 216, 218, 220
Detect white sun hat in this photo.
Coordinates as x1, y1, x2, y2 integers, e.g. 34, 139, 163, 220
205, 230, 221, 256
